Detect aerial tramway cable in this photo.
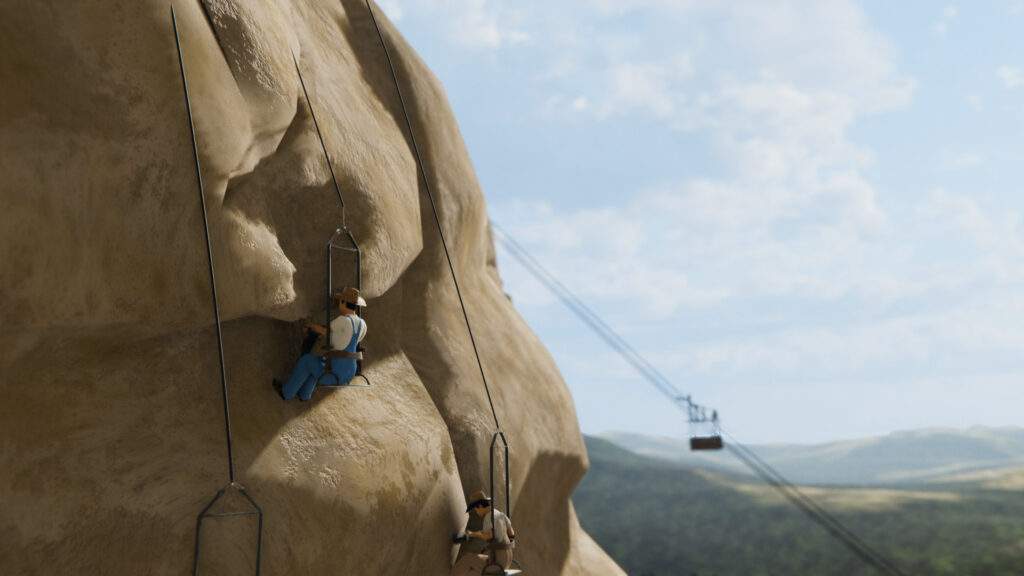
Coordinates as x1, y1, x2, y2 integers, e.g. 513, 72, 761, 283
172, 7, 263, 575
725, 435, 908, 576
491, 223, 909, 576
491, 223, 715, 419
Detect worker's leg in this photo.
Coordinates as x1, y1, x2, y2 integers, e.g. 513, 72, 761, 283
282, 353, 321, 400
495, 550, 512, 569
329, 358, 357, 384
297, 354, 331, 400
450, 553, 488, 576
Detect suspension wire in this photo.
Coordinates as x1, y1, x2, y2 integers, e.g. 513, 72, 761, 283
173, 5, 236, 485
491, 223, 909, 576
362, 0, 501, 431
292, 51, 347, 228
493, 223, 698, 410
726, 434, 908, 576
724, 444, 897, 574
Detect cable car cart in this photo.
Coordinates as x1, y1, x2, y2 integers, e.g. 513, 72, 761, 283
313, 227, 370, 389
681, 395, 723, 451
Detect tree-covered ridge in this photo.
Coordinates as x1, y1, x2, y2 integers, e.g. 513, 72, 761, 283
574, 436, 1024, 575
602, 427, 1024, 485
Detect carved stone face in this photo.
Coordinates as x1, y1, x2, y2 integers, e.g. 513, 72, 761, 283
0, 1, 622, 574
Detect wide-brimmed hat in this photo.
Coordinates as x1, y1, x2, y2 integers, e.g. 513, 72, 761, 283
335, 287, 367, 308
465, 490, 492, 512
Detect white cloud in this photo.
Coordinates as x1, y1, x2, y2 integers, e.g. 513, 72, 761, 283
966, 92, 984, 111
382, 0, 1024, 441
599, 61, 678, 118
659, 291, 1024, 379
497, 187, 1024, 392
378, 0, 404, 21
921, 189, 1024, 257
997, 65, 1024, 88
384, 0, 529, 49
931, 4, 958, 36
451, 0, 529, 48
492, 0, 918, 320
943, 151, 985, 169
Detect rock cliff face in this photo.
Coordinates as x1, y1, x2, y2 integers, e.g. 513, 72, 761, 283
0, 1, 624, 574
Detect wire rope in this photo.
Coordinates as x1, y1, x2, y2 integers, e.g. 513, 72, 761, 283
173, 8, 264, 576
174, 4, 236, 486
491, 223, 909, 576
362, 0, 501, 431
292, 52, 348, 227
725, 434, 908, 576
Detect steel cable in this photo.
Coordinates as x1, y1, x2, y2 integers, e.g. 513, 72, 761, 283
492, 223, 909, 576
362, 0, 501, 431
173, 8, 264, 575
725, 433, 908, 576
174, 3, 236, 486
292, 52, 348, 227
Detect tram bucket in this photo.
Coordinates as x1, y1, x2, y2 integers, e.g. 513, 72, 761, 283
690, 436, 724, 451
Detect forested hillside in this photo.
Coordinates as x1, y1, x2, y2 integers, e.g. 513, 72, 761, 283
603, 427, 1024, 485
574, 436, 1024, 575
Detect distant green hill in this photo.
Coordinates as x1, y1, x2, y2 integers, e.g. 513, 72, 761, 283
602, 427, 1024, 485
574, 436, 1024, 575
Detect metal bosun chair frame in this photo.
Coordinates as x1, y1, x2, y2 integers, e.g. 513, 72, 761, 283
482, 432, 524, 576
316, 227, 371, 389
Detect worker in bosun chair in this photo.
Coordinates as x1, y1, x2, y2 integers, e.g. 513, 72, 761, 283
273, 287, 367, 401
451, 490, 516, 576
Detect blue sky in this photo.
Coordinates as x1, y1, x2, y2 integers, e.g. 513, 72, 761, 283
379, 0, 1024, 443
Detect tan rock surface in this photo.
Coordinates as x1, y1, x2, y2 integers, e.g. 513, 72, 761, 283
0, 1, 625, 574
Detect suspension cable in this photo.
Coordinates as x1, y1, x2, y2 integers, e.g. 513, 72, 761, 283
725, 434, 908, 576
491, 223, 908, 576
362, 0, 501, 431
493, 222, 690, 406
174, 4, 236, 485
174, 9, 264, 575
291, 50, 365, 365
292, 51, 348, 228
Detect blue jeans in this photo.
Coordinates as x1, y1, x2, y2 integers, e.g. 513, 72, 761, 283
282, 353, 357, 400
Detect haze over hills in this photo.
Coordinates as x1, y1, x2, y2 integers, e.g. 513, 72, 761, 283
574, 435, 1024, 575
601, 426, 1024, 485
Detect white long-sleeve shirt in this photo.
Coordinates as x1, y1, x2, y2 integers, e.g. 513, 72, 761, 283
482, 510, 514, 547
329, 315, 367, 350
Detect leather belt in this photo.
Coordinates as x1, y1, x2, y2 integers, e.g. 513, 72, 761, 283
326, 350, 363, 360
